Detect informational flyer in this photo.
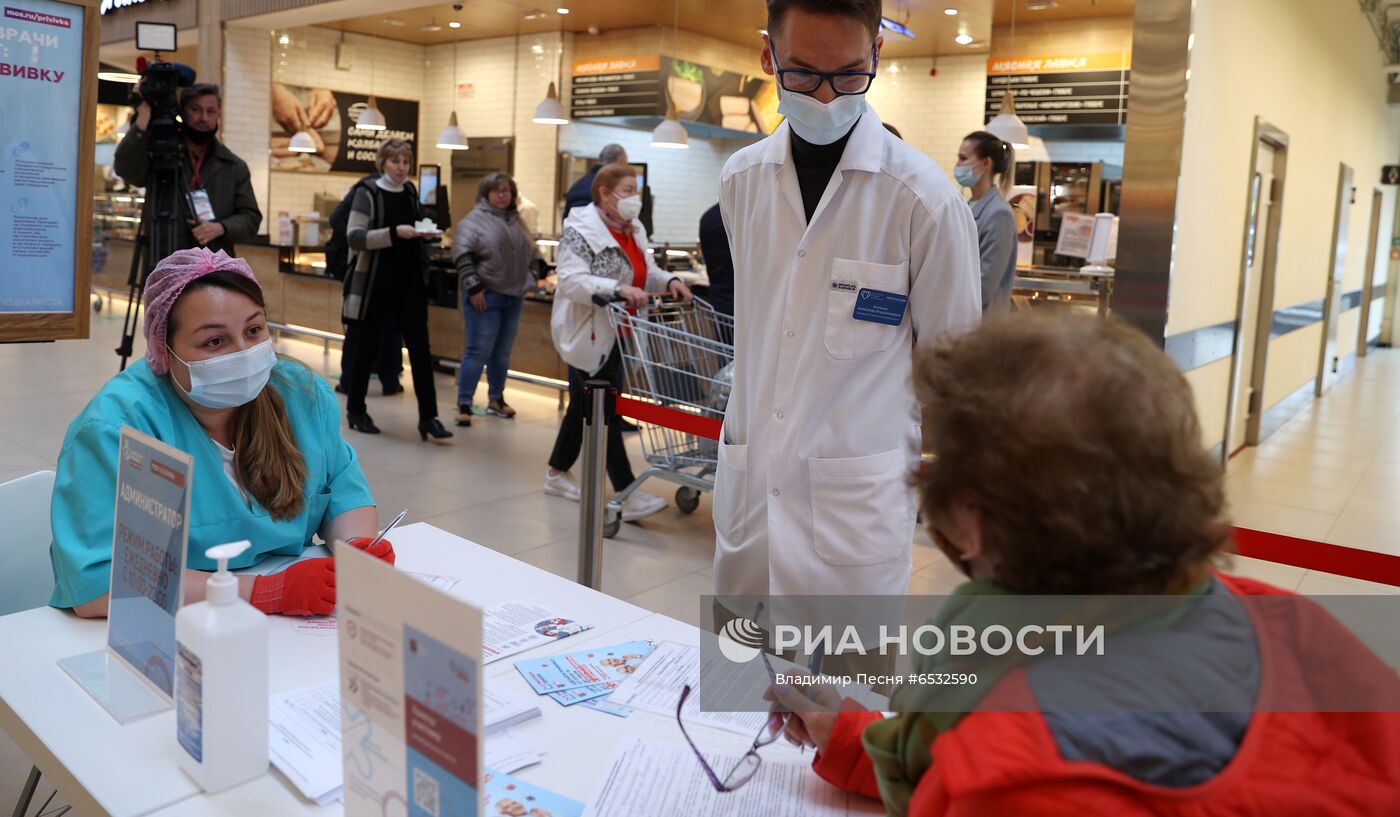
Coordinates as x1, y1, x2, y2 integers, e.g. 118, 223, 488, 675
484, 769, 584, 817
107, 426, 191, 698
483, 600, 593, 664
514, 641, 655, 695
0, 0, 83, 313
338, 547, 484, 817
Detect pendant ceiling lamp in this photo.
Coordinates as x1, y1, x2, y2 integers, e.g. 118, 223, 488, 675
437, 38, 469, 149
533, 81, 569, 125
533, 20, 570, 126
288, 130, 318, 152
984, 1, 1028, 149
651, 0, 689, 149
357, 40, 387, 130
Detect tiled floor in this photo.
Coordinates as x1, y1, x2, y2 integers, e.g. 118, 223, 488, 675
2, 300, 1397, 637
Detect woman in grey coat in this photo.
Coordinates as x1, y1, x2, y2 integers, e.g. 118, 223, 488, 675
451, 172, 542, 427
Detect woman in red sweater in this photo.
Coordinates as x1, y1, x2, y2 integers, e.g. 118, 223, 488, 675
770, 313, 1400, 817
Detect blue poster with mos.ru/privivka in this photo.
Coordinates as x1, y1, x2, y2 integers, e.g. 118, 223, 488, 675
0, 0, 84, 313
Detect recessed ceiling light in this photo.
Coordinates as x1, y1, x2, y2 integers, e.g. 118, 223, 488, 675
448, 20, 461, 28
382, 17, 406, 26
556, 6, 570, 13
98, 70, 142, 83
944, 7, 958, 14
421, 18, 442, 32
955, 33, 973, 45
1027, 0, 1058, 9
522, 8, 547, 20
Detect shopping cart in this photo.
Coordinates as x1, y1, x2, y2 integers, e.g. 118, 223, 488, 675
598, 296, 734, 538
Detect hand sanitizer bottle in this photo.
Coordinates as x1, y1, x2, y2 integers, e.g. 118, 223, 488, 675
175, 540, 269, 792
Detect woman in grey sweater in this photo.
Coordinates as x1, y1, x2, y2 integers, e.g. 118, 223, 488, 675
954, 131, 1018, 313
451, 172, 542, 426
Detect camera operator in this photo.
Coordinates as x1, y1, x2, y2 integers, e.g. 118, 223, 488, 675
114, 82, 262, 256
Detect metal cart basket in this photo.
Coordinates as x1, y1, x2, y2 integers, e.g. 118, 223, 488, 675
600, 297, 733, 538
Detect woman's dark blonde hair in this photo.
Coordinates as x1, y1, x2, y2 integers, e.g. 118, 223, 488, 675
590, 163, 637, 205
915, 312, 1230, 595
375, 138, 414, 173
169, 271, 308, 521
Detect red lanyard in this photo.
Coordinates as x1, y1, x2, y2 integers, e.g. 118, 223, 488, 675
187, 143, 209, 189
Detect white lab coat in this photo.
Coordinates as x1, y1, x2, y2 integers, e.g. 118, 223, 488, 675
714, 109, 981, 600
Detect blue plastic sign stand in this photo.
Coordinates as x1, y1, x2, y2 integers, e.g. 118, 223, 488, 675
59, 426, 191, 723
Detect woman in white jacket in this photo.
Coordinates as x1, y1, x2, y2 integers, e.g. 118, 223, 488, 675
545, 164, 691, 521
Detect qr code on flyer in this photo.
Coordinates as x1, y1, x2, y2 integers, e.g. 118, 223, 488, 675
412, 766, 440, 817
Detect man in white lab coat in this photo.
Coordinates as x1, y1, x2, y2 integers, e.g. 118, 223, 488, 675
714, 0, 981, 603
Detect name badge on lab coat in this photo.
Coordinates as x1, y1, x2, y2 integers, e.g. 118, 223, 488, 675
190, 189, 216, 223
852, 288, 908, 326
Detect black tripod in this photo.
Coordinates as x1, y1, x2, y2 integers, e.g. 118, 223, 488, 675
116, 119, 197, 372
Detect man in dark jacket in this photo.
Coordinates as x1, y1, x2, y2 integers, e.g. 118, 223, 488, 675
698, 203, 734, 318
113, 83, 261, 257
560, 143, 627, 222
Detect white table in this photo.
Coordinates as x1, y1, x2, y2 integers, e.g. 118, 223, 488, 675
0, 524, 758, 816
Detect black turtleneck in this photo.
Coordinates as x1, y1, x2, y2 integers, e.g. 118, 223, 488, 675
790, 126, 855, 222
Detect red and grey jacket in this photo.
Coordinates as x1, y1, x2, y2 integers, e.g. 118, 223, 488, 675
813, 575, 1400, 816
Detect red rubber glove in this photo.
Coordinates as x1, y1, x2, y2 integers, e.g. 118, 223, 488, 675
346, 536, 395, 565
250, 557, 336, 616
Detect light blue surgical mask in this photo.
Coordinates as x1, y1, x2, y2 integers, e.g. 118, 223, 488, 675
777, 85, 867, 146
954, 164, 982, 188
169, 338, 276, 409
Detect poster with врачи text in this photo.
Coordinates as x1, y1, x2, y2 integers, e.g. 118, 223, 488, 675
338, 547, 484, 817
108, 426, 190, 700
0, 0, 82, 313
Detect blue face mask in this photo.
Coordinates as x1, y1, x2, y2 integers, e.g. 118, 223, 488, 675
169, 339, 276, 409
954, 164, 982, 188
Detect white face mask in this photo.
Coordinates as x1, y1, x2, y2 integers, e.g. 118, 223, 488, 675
777, 85, 868, 146
615, 194, 643, 222
169, 338, 276, 409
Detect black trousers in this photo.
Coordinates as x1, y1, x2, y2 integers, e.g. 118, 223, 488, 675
340, 318, 403, 387
548, 348, 637, 492
347, 288, 438, 422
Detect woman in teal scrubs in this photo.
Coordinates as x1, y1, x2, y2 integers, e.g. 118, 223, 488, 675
50, 248, 384, 617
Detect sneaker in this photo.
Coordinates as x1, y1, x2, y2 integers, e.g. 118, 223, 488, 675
455, 403, 472, 428
620, 490, 667, 521
544, 469, 581, 502
486, 399, 517, 418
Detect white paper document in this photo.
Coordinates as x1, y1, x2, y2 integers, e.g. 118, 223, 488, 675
483, 599, 593, 664
269, 680, 345, 805
484, 684, 541, 733
270, 679, 541, 805
607, 642, 767, 738
583, 737, 879, 817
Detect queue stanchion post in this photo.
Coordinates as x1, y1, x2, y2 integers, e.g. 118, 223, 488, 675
577, 378, 611, 589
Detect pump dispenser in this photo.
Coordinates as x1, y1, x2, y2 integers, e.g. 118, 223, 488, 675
174, 540, 269, 792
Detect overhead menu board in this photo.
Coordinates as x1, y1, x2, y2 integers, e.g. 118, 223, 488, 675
986, 52, 1131, 127
0, 0, 96, 340
571, 55, 780, 136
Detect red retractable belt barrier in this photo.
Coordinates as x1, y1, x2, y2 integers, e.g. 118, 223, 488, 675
612, 397, 1400, 589
1233, 527, 1400, 588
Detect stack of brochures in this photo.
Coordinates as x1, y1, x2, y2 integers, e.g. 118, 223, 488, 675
512, 640, 659, 718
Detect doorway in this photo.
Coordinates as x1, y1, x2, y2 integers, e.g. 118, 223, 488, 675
1222, 120, 1289, 463
1317, 163, 1355, 396
1357, 188, 1384, 356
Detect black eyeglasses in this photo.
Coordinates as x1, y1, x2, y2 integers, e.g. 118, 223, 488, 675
770, 41, 879, 96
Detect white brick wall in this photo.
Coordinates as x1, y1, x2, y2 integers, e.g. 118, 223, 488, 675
867, 54, 987, 185
222, 26, 272, 230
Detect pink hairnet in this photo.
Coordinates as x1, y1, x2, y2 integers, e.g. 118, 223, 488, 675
143, 248, 262, 375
